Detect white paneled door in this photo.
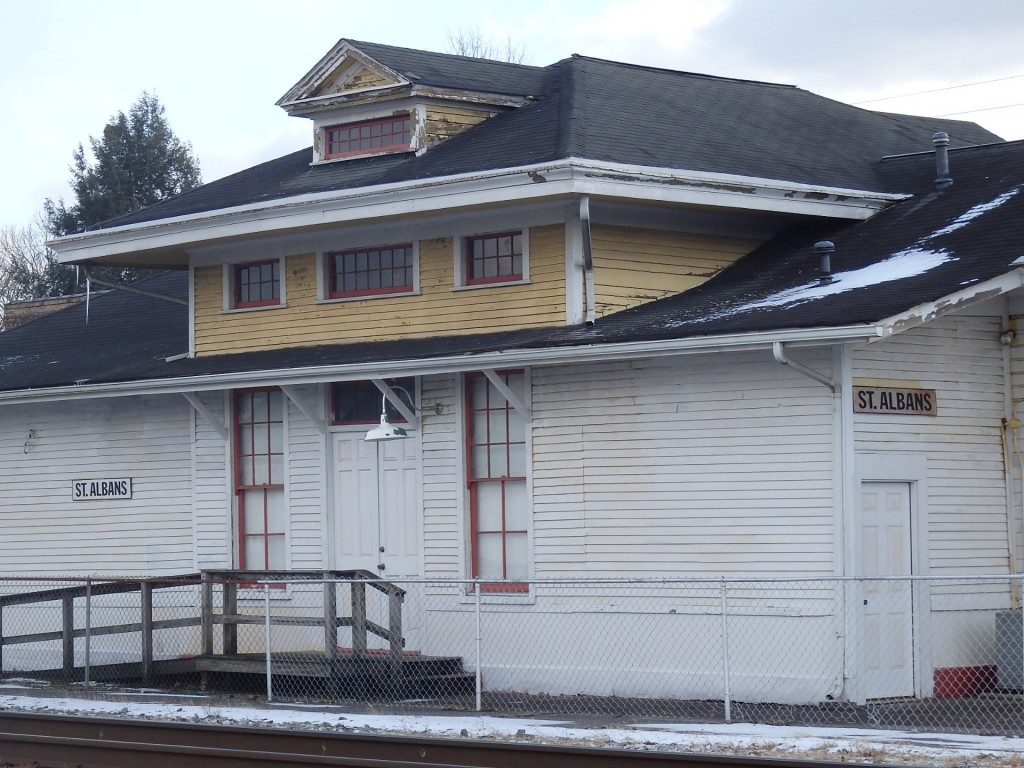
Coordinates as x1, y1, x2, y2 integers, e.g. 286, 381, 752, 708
333, 433, 421, 578
333, 432, 422, 652
860, 482, 915, 699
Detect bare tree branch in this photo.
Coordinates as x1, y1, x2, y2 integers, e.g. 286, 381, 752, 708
445, 26, 527, 64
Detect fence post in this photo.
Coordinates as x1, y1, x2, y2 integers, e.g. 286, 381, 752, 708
141, 580, 154, 685
83, 579, 92, 687
721, 578, 731, 723
352, 581, 367, 656
323, 576, 339, 664
62, 591, 74, 677
474, 580, 482, 712
201, 577, 213, 657
388, 586, 404, 696
223, 580, 238, 656
264, 582, 272, 702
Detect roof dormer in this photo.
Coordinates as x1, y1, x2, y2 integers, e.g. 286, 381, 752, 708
278, 39, 542, 165
277, 40, 411, 116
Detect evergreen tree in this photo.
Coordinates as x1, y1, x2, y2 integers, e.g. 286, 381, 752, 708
42, 92, 202, 286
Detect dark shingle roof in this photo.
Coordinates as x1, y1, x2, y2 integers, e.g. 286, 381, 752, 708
543, 140, 1024, 345
0, 271, 187, 391
9, 140, 1023, 395
94, 47, 1002, 231
346, 39, 548, 96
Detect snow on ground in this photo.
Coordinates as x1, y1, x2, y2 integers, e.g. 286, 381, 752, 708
1, 689, 1023, 766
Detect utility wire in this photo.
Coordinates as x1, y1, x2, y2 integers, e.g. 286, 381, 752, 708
936, 102, 1024, 117
853, 73, 1024, 104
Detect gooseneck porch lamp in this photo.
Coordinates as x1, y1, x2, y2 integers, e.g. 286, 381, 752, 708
364, 386, 412, 442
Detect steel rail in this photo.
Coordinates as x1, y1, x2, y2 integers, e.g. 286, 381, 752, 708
0, 712, 880, 768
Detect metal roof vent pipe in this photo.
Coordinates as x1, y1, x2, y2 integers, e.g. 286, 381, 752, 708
815, 240, 835, 285
933, 131, 953, 189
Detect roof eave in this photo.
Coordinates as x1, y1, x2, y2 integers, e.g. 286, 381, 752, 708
876, 266, 1024, 338
0, 324, 882, 406
50, 158, 906, 265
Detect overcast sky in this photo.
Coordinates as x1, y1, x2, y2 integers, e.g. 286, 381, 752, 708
2, 0, 1022, 231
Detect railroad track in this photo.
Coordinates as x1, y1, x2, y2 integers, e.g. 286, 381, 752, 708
0, 712, 869, 768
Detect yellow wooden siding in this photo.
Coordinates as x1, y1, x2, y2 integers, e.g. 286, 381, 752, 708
193, 225, 567, 355
311, 58, 394, 97
591, 225, 760, 317
343, 68, 391, 91
424, 105, 492, 147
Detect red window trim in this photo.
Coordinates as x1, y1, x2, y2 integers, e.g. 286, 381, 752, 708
465, 370, 529, 593
233, 259, 280, 309
464, 231, 524, 286
323, 115, 412, 160
326, 243, 415, 299
234, 388, 286, 572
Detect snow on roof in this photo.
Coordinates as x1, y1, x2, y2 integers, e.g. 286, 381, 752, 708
681, 246, 955, 325
930, 185, 1022, 238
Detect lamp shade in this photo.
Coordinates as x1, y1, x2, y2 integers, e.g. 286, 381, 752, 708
364, 413, 409, 442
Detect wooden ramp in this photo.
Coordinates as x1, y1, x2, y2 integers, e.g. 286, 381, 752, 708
0, 571, 475, 700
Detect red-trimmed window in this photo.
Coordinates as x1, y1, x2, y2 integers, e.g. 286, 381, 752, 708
234, 389, 286, 570
466, 371, 528, 591
465, 231, 523, 285
233, 260, 280, 308
331, 378, 416, 425
327, 244, 414, 298
324, 116, 412, 159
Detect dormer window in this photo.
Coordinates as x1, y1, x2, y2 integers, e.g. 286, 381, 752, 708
324, 115, 412, 160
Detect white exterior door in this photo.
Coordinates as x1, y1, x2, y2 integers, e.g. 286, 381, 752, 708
860, 481, 915, 698
333, 432, 422, 652
333, 432, 421, 578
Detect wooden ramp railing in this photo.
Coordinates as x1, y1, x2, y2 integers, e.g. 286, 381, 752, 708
200, 569, 406, 669
0, 570, 407, 684
0, 575, 201, 683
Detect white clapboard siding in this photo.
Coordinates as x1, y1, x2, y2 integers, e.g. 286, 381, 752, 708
532, 351, 837, 578
1008, 296, 1024, 574
0, 395, 194, 575
285, 384, 327, 569
192, 390, 231, 570
421, 374, 462, 578
853, 314, 1009, 576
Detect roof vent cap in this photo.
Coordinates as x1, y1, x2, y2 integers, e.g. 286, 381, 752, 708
814, 241, 835, 285
933, 132, 953, 189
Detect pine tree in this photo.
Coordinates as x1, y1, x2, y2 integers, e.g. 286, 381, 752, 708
41, 92, 202, 287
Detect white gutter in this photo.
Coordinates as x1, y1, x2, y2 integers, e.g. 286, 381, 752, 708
0, 324, 881, 406
49, 158, 906, 264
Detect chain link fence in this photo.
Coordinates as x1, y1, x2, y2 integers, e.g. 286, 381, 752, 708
1, 573, 1022, 735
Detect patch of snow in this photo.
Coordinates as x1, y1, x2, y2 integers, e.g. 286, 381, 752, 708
704, 247, 954, 321
1, 693, 1023, 766
928, 186, 1022, 239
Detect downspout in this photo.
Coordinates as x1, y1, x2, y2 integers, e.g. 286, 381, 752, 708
772, 341, 836, 392
580, 195, 596, 326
